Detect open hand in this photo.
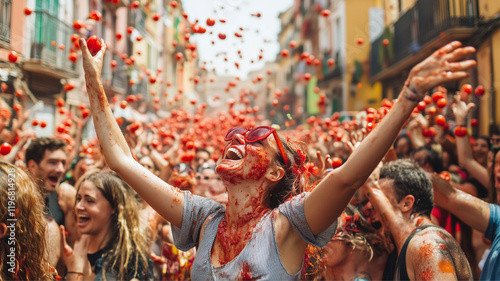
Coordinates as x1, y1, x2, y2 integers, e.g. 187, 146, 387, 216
407, 41, 476, 95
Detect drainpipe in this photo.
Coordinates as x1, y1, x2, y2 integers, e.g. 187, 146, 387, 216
490, 37, 496, 129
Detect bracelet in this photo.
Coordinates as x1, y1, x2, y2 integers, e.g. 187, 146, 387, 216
403, 85, 424, 102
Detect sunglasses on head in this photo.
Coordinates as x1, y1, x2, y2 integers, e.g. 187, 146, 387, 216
224, 126, 290, 168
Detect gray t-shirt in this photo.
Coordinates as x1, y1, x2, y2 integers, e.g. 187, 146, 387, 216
172, 191, 337, 280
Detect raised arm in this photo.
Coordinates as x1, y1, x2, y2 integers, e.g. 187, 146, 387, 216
362, 179, 414, 253
429, 173, 490, 233
79, 38, 184, 227
305, 41, 477, 234
451, 94, 489, 187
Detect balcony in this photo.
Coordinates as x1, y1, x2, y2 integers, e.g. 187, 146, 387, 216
0, 0, 11, 45
102, 52, 127, 95
23, 10, 79, 79
318, 51, 343, 86
371, 0, 479, 81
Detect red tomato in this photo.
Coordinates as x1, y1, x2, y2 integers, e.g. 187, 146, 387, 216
471, 119, 478, 127
8, 51, 18, 63
86, 35, 103, 56
423, 96, 432, 105
89, 10, 102, 21
439, 171, 451, 181
56, 98, 65, 107
435, 115, 446, 126
382, 39, 389, 46
0, 143, 12, 155
68, 52, 78, 63
64, 83, 75, 91
82, 109, 90, 118
170, 1, 178, 8
15, 90, 23, 98
436, 98, 447, 108
218, 33, 226, 40
206, 18, 216, 26
281, 49, 289, 57
129, 122, 140, 132
185, 141, 195, 150
131, 1, 140, 8
454, 126, 468, 137
304, 73, 311, 81
356, 38, 364, 45
431, 91, 445, 103
56, 124, 66, 133
31, 119, 39, 126
475, 85, 485, 97
366, 113, 375, 123
427, 106, 437, 115
73, 20, 83, 30
151, 140, 160, 148
152, 13, 160, 21
320, 10, 331, 17
40, 121, 47, 128
126, 95, 136, 103
462, 84, 473, 95
331, 157, 343, 168
24, 7, 33, 15
120, 100, 128, 109
13, 104, 21, 112
417, 101, 427, 111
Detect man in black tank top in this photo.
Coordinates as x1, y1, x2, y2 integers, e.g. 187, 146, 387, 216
362, 160, 472, 280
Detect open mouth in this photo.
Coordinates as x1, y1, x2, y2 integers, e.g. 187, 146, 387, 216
78, 215, 90, 226
47, 175, 60, 186
225, 147, 243, 160
371, 221, 382, 229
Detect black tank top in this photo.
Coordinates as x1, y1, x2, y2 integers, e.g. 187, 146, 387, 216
394, 225, 472, 281
394, 226, 436, 280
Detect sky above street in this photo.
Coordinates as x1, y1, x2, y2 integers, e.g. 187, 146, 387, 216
182, 0, 294, 78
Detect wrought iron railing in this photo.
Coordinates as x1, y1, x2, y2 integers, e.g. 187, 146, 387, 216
26, 10, 76, 72
0, 0, 11, 43
371, 0, 479, 79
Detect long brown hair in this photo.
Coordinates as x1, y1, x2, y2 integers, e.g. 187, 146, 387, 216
0, 162, 53, 280
77, 171, 151, 280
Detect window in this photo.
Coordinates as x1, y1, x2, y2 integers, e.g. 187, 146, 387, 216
0, 0, 12, 43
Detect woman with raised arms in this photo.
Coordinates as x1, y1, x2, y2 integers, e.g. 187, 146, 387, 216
78, 37, 475, 280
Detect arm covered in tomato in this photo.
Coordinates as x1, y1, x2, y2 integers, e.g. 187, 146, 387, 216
79, 38, 184, 227
305, 41, 477, 235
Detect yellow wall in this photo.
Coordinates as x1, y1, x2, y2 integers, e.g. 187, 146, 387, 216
476, 29, 500, 135
479, 0, 500, 18
492, 29, 500, 126
345, 0, 383, 110
476, 38, 492, 135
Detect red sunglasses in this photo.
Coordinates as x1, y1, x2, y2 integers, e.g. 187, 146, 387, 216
224, 126, 290, 168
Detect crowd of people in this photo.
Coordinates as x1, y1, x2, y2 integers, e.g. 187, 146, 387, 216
1, 38, 499, 280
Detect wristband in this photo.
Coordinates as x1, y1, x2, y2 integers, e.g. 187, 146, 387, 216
403, 85, 424, 102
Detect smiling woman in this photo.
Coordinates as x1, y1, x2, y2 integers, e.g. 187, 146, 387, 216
79, 37, 477, 280
60, 171, 153, 281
